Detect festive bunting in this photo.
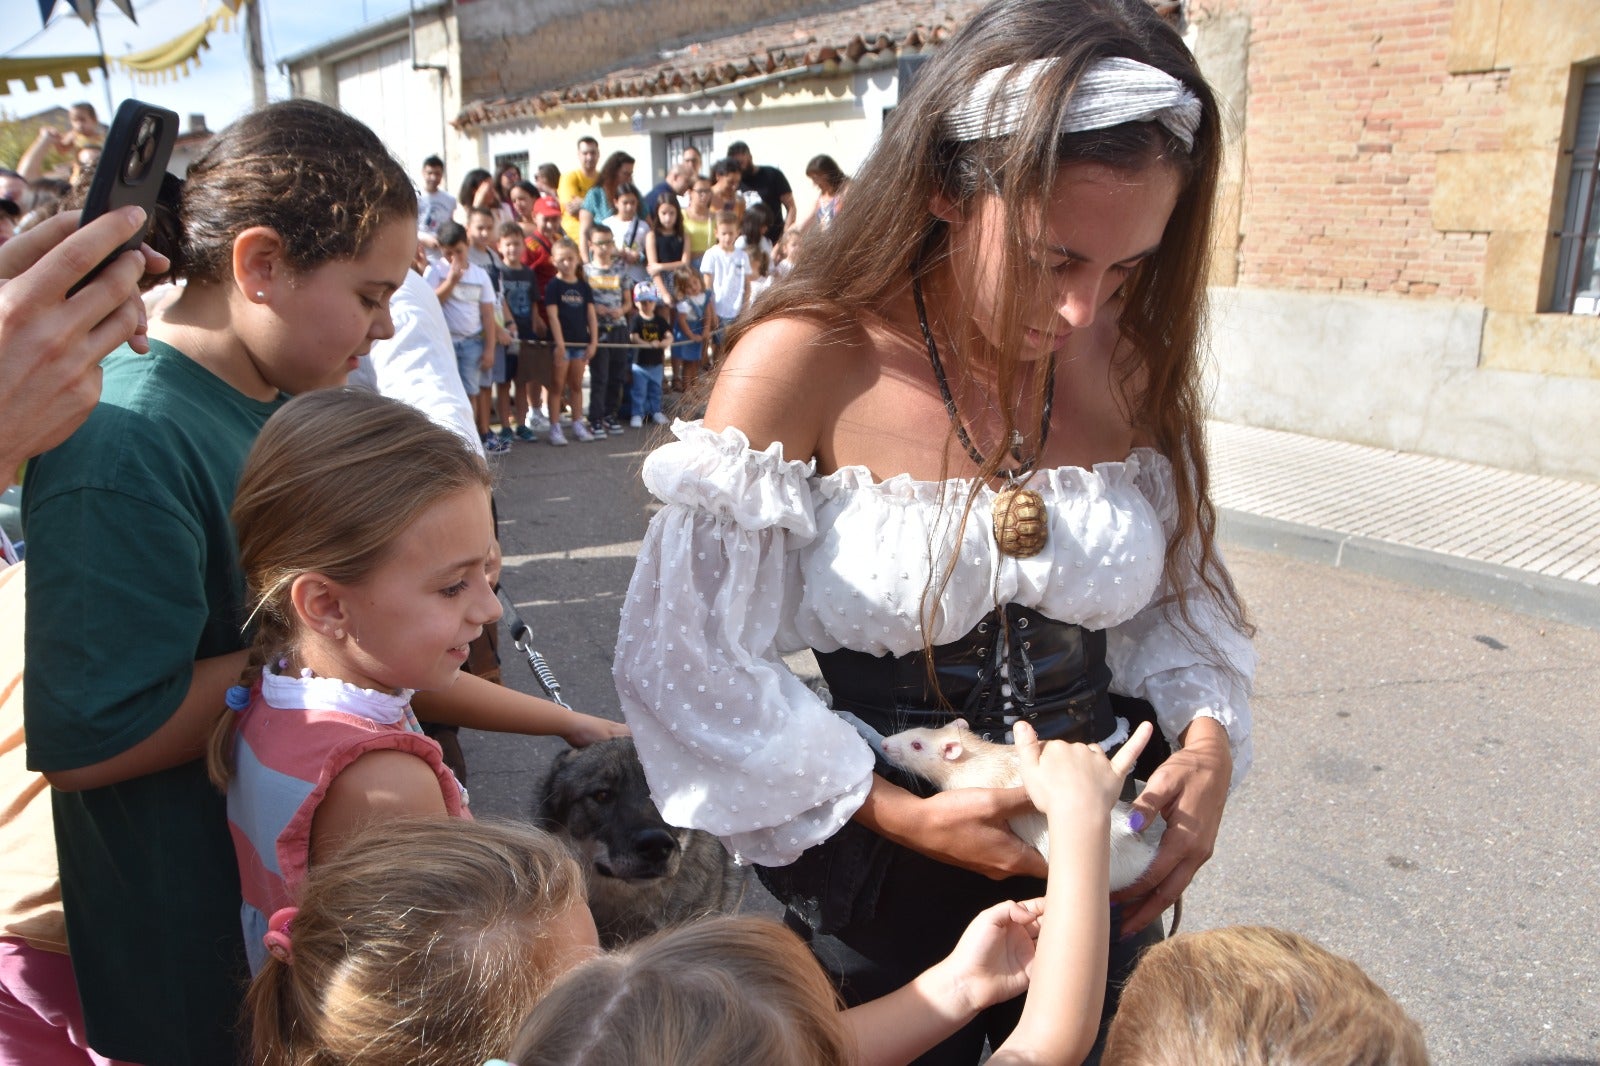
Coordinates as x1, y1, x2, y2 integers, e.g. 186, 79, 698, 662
0, 54, 101, 96
36, 0, 139, 27
114, 6, 240, 84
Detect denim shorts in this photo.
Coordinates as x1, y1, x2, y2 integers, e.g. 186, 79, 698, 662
453, 334, 485, 394
564, 345, 589, 361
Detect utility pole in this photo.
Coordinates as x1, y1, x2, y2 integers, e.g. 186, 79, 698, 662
90, 19, 116, 118
245, 0, 268, 109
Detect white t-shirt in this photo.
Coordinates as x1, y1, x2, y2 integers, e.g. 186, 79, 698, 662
699, 245, 750, 321
734, 234, 774, 260
423, 259, 495, 339
350, 270, 484, 458
417, 190, 457, 240
605, 214, 652, 287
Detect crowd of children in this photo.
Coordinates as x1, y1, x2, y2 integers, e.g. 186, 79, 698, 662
411, 146, 793, 451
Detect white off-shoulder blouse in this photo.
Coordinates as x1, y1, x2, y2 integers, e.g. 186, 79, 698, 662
614, 420, 1256, 867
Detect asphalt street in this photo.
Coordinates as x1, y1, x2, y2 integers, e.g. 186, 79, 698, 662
462, 423, 1600, 1066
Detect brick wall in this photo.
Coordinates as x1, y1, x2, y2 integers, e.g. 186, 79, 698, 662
1214, 0, 1507, 301
456, 0, 848, 104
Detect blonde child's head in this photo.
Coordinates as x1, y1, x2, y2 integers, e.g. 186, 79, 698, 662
777, 227, 802, 265
1102, 925, 1429, 1066
207, 389, 493, 787
672, 263, 703, 295
507, 916, 852, 1066
247, 817, 593, 1066
552, 236, 582, 279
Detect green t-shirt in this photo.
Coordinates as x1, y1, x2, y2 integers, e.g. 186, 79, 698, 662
23, 338, 284, 1065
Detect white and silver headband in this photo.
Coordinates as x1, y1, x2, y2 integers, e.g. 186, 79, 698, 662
945, 55, 1202, 151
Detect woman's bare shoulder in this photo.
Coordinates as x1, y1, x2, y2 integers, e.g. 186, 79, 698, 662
705, 312, 869, 459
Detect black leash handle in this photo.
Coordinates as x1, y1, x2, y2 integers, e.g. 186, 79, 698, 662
495, 589, 571, 709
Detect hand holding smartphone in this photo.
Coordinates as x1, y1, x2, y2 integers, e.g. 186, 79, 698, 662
68, 99, 178, 296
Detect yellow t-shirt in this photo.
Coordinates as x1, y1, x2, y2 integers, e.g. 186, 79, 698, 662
557, 169, 598, 244
684, 214, 715, 258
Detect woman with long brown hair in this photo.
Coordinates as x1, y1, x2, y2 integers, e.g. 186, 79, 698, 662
577, 150, 635, 253
613, 0, 1256, 1061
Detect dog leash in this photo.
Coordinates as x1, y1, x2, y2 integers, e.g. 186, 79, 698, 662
495, 589, 571, 709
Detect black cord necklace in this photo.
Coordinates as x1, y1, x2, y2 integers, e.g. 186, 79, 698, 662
911, 269, 1055, 558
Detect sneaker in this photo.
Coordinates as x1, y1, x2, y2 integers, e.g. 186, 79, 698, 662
628, 415, 643, 428
527, 412, 550, 433
514, 423, 537, 443
605, 418, 625, 435
547, 424, 568, 446
570, 420, 595, 442
482, 434, 511, 455
496, 426, 513, 442
651, 412, 669, 425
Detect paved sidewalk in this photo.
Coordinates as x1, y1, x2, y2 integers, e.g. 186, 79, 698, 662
1209, 421, 1600, 630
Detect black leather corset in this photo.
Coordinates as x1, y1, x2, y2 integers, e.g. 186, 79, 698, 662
813, 604, 1115, 745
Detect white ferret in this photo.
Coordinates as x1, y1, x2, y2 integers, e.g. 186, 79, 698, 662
879, 718, 1164, 892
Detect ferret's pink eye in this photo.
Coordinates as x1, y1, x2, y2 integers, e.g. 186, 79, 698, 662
911, 741, 922, 751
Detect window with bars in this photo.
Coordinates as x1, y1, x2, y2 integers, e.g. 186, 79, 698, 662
1552, 66, 1599, 314
494, 151, 530, 183
664, 130, 713, 174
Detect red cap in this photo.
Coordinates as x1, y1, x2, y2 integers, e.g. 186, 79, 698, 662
533, 195, 563, 218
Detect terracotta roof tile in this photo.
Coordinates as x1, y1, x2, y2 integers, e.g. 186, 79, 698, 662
455, 0, 990, 129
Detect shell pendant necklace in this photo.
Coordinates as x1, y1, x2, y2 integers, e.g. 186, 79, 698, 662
912, 271, 1056, 559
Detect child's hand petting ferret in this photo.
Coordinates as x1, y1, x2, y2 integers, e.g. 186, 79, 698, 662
1014, 718, 1151, 820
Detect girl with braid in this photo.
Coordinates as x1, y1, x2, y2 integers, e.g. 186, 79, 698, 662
209, 389, 618, 976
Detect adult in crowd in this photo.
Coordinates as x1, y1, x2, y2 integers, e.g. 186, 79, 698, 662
613, 0, 1254, 1061
16, 103, 104, 188
558, 135, 601, 244
507, 179, 540, 238
798, 153, 850, 232
727, 140, 794, 242
496, 161, 524, 203
578, 151, 635, 256
454, 168, 513, 227
679, 145, 704, 180
707, 158, 747, 225
533, 162, 561, 200
417, 154, 457, 252
644, 160, 695, 218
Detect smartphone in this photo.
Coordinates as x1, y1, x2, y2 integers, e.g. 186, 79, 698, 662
68, 99, 178, 296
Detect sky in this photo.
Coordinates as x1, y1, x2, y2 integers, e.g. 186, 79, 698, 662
3, 0, 418, 130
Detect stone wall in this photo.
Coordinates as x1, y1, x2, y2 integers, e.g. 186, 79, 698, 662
1195, 0, 1506, 302
1190, 0, 1599, 480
